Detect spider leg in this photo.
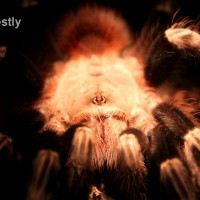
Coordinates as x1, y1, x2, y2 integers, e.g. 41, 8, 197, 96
104, 129, 147, 200
153, 103, 194, 135
0, 133, 13, 200
149, 103, 198, 200
184, 127, 200, 188
88, 184, 115, 200
145, 22, 200, 88
0, 133, 13, 161
144, 22, 200, 198
66, 126, 93, 172
60, 126, 95, 200
26, 150, 61, 200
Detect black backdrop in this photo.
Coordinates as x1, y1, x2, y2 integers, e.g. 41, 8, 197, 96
0, 0, 200, 33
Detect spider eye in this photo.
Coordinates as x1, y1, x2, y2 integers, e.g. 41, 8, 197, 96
92, 96, 106, 105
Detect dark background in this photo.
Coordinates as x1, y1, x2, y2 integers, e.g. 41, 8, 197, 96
0, 0, 200, 38
1, 0, 200, 60
0, 0, 200, 51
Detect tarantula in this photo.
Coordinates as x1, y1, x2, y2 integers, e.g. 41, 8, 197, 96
1, 3, 200, 200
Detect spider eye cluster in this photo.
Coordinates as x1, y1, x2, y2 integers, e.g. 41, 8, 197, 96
92, 96, 106, 105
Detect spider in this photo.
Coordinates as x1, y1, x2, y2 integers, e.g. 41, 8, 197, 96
1, 2, 200, 200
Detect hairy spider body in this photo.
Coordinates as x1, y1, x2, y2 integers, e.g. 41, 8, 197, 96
1, 3, 200, 200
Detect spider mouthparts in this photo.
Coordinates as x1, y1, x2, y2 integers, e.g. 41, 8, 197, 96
70, 109, 128, 125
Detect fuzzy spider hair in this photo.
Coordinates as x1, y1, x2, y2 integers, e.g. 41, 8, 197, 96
1, 3, 200, 200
